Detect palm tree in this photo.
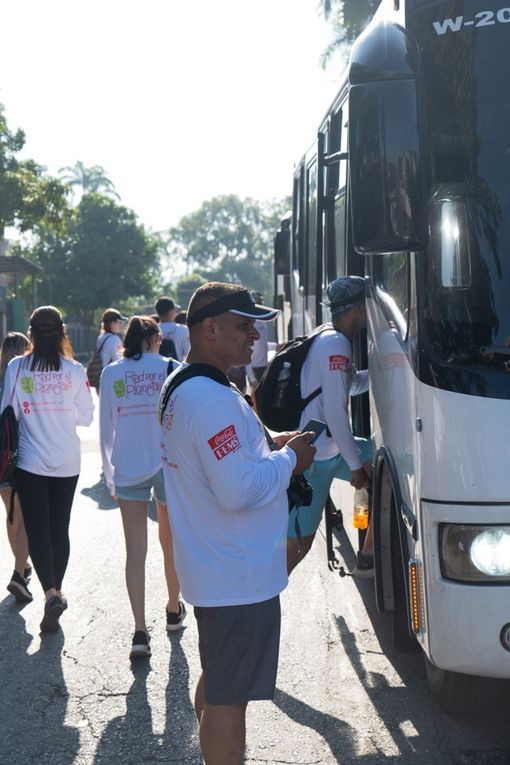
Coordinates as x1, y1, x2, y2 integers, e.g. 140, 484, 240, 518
319, 0, 379, 65
58, 161, 120, 200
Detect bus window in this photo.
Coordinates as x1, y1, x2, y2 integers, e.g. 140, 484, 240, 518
339, 112, 349, 190
293, 168, 305, 280
378, 252, 409, 338
306, 161, 318, 324
334, 193, 347, 279
328, 108, 342, 193
326, 103, 349, 283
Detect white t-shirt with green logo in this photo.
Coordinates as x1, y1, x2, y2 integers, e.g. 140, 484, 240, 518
99, 353, 174, 494
1, 355, 94, 477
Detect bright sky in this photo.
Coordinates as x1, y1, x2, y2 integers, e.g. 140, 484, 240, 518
0, 0, 341, 234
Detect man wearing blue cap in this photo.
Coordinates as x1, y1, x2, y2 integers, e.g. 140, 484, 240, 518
287, 275, 373, 575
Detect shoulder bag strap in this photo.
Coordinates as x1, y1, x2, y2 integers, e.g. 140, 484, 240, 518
8, 356, 24, 408
98, 333, 113, 354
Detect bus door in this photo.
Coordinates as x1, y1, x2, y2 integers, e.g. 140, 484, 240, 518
324, 99, 371, 439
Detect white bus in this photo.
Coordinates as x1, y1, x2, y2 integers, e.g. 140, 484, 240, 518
274, 0, 510, 712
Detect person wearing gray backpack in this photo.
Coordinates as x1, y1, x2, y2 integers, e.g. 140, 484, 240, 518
88, 308, 128, 392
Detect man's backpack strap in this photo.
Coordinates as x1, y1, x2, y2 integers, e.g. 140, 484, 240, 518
302, 387, 322, 408
166, 358, 180, 377
159, 363, 230, 423
296, 323, 338, 408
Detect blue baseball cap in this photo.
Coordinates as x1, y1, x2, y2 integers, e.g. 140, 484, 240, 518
324, 276, 366, 318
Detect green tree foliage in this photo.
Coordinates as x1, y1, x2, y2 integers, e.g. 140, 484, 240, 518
0, 104, 68, 237
59, 160, 120, 200
175, 273, 207, 311
21, 194, 159, 324
320, 0, 379, 64
167, 195, 291, 297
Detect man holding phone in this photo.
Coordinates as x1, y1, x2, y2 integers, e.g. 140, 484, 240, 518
287, 276, 373, 574
159, 282, 316, 765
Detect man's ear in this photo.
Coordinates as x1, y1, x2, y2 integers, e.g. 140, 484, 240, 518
201, 317, 217, 341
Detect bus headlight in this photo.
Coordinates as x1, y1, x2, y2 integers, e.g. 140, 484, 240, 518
440, 525, 510, 582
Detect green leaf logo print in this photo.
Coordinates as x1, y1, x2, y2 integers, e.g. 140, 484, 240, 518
113, 379, 126, 398
21, 376, 35, 394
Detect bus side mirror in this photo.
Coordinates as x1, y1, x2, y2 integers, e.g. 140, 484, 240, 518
274, 218, 291, 275
349, 80, 429, 254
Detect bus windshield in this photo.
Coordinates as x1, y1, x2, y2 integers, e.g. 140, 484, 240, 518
410, 3, 510, 397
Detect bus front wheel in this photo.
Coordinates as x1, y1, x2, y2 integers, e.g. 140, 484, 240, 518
424, 655, 505, 714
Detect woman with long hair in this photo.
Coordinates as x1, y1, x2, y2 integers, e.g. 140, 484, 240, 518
1, 306, 94, 631
0, 332, 32, 602
99, 315, 185, 659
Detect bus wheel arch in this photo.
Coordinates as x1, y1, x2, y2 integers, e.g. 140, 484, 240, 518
372, 449, 418, 653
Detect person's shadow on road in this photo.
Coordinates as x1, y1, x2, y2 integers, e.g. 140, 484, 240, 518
93, 630, 201, 764
273, 687, 357, 763
0, 602, 80, 765
275, 609, 510, 765
163, 631, 201, 761
80, 474, 117, 511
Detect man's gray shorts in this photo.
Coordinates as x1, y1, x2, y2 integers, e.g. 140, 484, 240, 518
194, 595, 281, 705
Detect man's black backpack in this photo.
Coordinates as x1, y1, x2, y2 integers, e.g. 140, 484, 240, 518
255, 324, 335, 432
159, 337, 177, 360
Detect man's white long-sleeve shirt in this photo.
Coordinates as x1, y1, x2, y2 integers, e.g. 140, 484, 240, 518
299, 326, 369, 468
160, 373, 296, 607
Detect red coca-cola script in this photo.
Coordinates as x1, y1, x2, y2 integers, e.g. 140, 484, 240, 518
207, 424, 241, 461
329, 354, 349, 371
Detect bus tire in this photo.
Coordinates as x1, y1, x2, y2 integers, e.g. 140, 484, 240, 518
424, 656, 506, 714
391, 569, 419, 652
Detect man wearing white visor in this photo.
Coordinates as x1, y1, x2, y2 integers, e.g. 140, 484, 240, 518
159, 282, 316, 765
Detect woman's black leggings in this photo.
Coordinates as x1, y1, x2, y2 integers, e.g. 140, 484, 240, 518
13, 468, 79, 592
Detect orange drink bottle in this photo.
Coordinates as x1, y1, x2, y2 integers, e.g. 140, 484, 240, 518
353, 488, 369, 530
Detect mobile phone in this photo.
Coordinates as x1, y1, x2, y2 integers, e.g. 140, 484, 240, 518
301, 419, 327, 443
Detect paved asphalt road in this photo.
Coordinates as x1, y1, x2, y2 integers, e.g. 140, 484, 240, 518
1, 412, 510, 764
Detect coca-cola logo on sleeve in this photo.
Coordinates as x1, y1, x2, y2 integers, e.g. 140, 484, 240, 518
207, 424, 241, 461
329, 354, 349, 371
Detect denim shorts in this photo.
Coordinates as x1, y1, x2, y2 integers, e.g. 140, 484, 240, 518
114, 468, 166, 504
288, 437, 372, 538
